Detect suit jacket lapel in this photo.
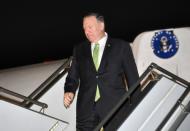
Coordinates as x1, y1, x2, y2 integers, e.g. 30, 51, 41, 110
84, 38, 112, 74
85, 41, 97, 73
98, 38, 112, 74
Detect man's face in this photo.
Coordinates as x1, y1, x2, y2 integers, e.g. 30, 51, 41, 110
83, 16, 104, 43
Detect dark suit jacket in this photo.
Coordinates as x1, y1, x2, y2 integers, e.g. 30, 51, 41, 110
64, 37, 139, 128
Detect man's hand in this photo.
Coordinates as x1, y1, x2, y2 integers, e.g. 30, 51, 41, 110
64, 92, 75, 108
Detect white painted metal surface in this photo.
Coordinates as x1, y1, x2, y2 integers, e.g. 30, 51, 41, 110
132, 27, 190, 82
118, 77, 186, 131
31, 74, 77, 131
0, 101, 68, 131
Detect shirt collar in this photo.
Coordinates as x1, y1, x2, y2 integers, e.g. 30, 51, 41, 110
92, 32, 108, 47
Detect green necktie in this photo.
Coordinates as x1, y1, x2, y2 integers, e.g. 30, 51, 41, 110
93, 43, 100, 101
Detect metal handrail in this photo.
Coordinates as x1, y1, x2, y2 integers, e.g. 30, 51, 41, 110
0, 86, 48, 109
94, 62, 190, 131
22, 56, 72, 107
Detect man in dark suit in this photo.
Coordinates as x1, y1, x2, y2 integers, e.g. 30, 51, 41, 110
64, 12, 139, 131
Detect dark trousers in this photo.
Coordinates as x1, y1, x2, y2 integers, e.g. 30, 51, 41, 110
76, 103, 101, 131
76, 88, 140, 131
76, 101, 130, 131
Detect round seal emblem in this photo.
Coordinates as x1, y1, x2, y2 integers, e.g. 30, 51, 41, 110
151, 30, 179, 59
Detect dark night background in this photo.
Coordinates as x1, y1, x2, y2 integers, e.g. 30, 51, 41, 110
1, 0, 190, 69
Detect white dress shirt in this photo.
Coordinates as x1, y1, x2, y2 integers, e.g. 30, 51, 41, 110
91, 33, 108, 67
